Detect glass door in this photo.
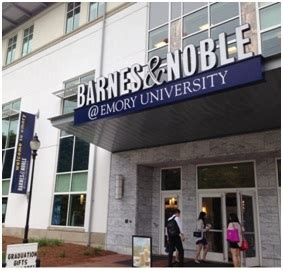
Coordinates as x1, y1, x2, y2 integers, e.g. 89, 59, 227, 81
199, 193, 225, 262
239, 191, 259, 267
160, 192, 181, 254
199, 191, 259, 266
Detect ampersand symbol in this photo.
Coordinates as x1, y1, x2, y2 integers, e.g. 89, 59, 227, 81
144, 56, 167, 88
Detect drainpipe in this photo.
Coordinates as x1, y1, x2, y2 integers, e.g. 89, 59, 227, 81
87, 2, 107, 247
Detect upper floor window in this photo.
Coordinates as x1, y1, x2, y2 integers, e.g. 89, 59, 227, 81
61, 72, 94, 116
6, 35, 17, 65
66, 2, 81, 34
258, 2, 281, 57
148, 2, 240, 70
89, 2, 105, 21
22, 25, 34, 56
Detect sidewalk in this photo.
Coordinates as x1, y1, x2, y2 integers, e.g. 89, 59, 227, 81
65, 253, 233, 267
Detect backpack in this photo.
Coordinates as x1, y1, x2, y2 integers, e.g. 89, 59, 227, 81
166, 216, 180, 237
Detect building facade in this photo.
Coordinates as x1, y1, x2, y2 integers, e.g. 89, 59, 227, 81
2, 2, 281, 267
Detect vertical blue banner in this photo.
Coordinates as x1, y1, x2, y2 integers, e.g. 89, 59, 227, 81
11, 112, 35, 194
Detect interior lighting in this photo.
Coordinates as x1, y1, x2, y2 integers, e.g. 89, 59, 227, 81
80, 194, 85, 205
228, 46, 237, 54
199, 24, 209, 31
202, 206, 207, 213
154, 39, 168, 48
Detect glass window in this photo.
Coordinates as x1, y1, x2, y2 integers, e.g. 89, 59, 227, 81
63, 96, 77, 114
210, 2, 239, 25
259, 2, 276, 8
2, 180, 10, 196
161, 168, 181, 190
52, 85, 90, 226
6, 35, 17, 65
148, 47, 168, 64
2, 119, 9, 149
211, 18, 239, 41
259, 3, 281, 29
57, 136, 74, 173
2, 100, 21, 224
71, 172, 88, 191
68, 194, 86, 226
183, 31, 208, 47
149, 2, 168, 29
183, 7, 208, 36
89, 2, 104, 21
66, 2, 81, 33
7, 116, 18, 148
171, 2, 181, 19
22, 25, 33, 56
2, 149, 15, 179
73, 138, 90, 171
55, 174, 71, 192
261, 28, 281, 57
198, 162, 255, 189
183, 2, 207, 15
148, 25, 168, 50
51, 195, 68, 225
2, 198, 8, 223
277, 159, 281, 187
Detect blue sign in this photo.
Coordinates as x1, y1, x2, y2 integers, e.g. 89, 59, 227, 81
11, 112, 36, 194
74, 56, 263, 125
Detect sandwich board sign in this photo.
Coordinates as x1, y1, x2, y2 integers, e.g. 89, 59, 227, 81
5, 243, 38, 268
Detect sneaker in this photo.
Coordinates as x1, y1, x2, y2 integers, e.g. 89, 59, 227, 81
194, 260, 200, 264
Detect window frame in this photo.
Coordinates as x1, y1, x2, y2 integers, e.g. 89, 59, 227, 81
51, 72, 94, 228
21, 25, 34, 56
160, 166, 182, 191
257, 2, 281, 56
6, 35, 17, 65
2, 99, 21, 224
196, 160, 256, 190
88, 2, 105, 22
147, 2, 242, 64
65, 2, 81, 34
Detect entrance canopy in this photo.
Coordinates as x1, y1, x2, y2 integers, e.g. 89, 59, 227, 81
50, 68, 280, 153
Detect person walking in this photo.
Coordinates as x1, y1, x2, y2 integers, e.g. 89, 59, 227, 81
166, 208, 184, 267
227, 213, 244, 267
194, 211, 211, 263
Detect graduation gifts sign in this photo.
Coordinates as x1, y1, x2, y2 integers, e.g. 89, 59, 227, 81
11, 112, 36, 194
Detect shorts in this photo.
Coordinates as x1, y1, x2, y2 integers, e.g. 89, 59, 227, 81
196, 238, 208, 246
229, 242, 240, 249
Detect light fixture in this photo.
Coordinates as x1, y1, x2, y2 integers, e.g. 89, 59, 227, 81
80, 194, 85, 205
115, 175, 124, 199
202, 206, 207, 213
228, 46, 237, 54
199, 24, 209, 31
30, 133, 41, 151
154, 38, 168, 48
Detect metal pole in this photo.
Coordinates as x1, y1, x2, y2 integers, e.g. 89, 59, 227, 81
23, 150, 37, 243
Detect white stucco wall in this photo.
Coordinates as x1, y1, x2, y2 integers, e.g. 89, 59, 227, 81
2, 2, 147, 233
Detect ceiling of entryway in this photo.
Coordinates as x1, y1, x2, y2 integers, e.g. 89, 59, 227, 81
2, 2, 54, 36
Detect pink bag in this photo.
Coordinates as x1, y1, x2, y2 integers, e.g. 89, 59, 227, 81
227, 227, 240, 242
